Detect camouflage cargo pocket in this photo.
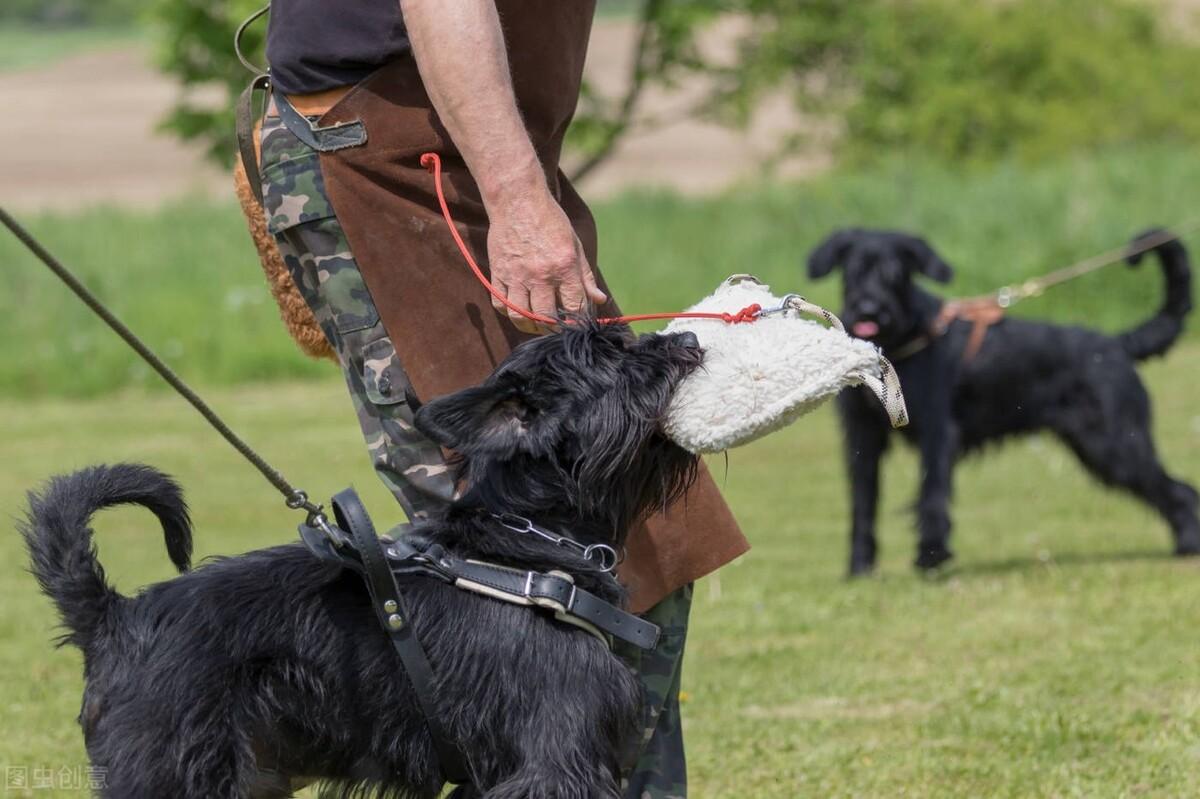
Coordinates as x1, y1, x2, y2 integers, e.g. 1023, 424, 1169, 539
360, 334, 414, 406
259, 117, 380, 336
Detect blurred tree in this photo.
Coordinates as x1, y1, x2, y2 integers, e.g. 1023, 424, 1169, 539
707, 0, 1200, 165
147, 0, 1200, 170
150, 0, 267, 166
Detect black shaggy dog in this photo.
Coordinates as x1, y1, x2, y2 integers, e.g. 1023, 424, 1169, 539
807, 228, 1198, 575
21, 321, 703, 798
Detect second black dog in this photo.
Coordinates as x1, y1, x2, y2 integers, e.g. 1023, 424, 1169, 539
808, 228, 1198, 575
21, 320, 703, 798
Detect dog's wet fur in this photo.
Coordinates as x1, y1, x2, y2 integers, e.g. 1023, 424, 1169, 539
808, 228, 1199, 575
20, 321, 703, 798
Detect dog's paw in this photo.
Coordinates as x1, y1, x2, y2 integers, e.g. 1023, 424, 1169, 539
1174, 537, 1200, 557
914, 545, 954, 571
847, 559, 877, 578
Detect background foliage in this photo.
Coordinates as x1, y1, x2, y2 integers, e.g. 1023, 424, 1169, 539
149, 0, 268, 165
716, 0, 1200, 164
0, 0, 139, 26
138, 0, 1200, 169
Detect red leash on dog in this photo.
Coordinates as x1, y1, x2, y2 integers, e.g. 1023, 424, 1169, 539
419, 152, 762, 327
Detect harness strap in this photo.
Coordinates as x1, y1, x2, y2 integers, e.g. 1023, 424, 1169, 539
404, 554, 661, 650
235, 74, 271, 206
328, 489, 472, 787
889, 298, 1006, 364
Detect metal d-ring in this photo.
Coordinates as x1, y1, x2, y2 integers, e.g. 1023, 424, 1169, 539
583, 543, 619, 573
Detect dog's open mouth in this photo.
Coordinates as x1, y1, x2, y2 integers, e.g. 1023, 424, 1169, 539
852, 320, 880, 338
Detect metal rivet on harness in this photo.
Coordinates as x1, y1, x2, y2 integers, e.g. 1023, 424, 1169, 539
383, 599, 398, 614
387, 614, 404, 630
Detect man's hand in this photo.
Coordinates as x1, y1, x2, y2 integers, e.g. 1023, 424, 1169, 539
487, 185, 606, 333
401, 0, 606, 332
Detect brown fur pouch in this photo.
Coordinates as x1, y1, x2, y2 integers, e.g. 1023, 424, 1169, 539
233, 158, 336, 361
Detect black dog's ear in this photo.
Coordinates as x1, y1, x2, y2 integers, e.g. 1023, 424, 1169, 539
895, 234, 954, 283
807, 229, 860, 279
413, 378, 559, 458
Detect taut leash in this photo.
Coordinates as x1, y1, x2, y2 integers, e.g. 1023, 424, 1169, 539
988, 221, 1200, 309
0, 206, 334, 534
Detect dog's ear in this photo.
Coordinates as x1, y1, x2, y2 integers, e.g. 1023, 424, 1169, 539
895, 234, 954, 283
413, 378, 560, 458
807, 229, 860, 279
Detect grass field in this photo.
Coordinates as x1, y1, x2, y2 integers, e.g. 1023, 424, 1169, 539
1, 342, 1198, 797
3, 141, 1200, 795
4, 144, 1200, 398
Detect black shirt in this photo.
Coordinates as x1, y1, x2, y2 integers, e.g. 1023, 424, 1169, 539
265, 0, 409, 95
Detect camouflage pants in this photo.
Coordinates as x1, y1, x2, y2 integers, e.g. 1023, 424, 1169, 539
259, 113, 691, 798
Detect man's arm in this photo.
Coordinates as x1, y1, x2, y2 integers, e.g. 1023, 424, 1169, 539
400, 0, 606, 332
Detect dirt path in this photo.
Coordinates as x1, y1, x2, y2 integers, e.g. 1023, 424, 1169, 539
0, 19, 821, 212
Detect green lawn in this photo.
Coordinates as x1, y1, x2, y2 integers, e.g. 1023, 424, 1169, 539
2, 343, 1198, 797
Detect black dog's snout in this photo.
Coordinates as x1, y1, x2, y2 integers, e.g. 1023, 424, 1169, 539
855, 299, 881, 318
675, 331, 700, 349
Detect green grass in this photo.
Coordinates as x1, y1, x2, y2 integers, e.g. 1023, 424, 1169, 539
1, 346, 1198, 797
0, 25, 138, 72
5, 143, 1200, 398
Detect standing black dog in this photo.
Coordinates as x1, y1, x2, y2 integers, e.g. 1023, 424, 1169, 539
21, 321, 703, 798
807, 228, 1198, 575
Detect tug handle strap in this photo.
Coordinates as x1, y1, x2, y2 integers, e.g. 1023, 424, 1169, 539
320, 489, 472, 787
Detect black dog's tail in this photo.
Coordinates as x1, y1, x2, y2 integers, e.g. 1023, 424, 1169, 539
20, 464, 192, 649
1119, 229, 1193, 361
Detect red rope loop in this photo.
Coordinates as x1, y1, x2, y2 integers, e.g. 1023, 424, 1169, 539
420, 152, 760, 328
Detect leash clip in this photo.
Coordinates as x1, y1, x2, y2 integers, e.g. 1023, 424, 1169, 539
754, 293, 803, 318
288, 490, 350, 549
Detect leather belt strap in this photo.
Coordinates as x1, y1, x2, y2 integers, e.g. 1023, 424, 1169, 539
327, 489, 471, 786
233, 81, 363, 207
273, 92, 367, 153
235, 74, 272, 206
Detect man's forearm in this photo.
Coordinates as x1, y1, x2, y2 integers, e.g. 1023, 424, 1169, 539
400, 0, 546, 212
399, 0, 606, 328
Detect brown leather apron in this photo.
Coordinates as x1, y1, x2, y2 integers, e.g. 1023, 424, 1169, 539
315, 0, 748, 613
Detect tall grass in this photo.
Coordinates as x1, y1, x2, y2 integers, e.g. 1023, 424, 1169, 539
4, 143, 1199, 398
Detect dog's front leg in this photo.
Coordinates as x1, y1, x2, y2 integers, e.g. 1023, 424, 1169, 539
914, 421, 956, 570
841, 400, 890, 576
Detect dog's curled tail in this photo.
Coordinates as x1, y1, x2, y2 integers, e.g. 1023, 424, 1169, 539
20, 464, 192, 649
1119, 229, 1193, 361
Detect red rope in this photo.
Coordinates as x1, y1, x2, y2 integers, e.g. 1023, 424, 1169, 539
419, 153, 761, 327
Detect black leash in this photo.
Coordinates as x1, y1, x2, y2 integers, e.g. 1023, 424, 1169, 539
0, 206, 329, 528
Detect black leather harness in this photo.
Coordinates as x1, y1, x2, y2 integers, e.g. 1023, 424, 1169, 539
297, 489, 659, 787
